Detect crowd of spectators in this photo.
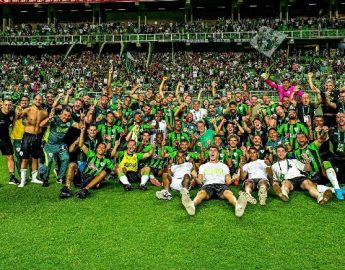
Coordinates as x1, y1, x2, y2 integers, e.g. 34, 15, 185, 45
2, 17, 345, 37
1, 49, 345, 102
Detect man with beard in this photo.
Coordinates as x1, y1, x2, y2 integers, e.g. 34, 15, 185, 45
326, 88, 345, 114
269, 105, 288, 129
294, 132, 343, 200
277, 109, 311, 149
180, 145, 249, 217
272, 145, 332, 204
328, 112, 345, 183
290, 85, 321, 125
308, 73, 338, 126
39, 107, 80, 186
18, 94, 49, 187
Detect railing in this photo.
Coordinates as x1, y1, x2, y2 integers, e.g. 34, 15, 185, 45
1, 29, 345, 46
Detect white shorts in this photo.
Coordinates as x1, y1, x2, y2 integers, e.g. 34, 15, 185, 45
170, 177, 183, 191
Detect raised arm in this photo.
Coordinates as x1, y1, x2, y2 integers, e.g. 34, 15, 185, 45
107, 66, 114, 98
175, 82, 183, 105
158, 77, 168, 98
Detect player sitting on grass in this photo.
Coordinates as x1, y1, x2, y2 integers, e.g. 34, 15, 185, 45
180, 145, 249, 217
60, 125, 114, 199
239, 147, 272, 206
155, 150, 197, 200
272, 145, 332, 204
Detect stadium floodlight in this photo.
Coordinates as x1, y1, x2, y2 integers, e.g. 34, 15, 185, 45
196, 6, 205, 9
158, 8, 166, 10
249, 5, 257, 8
217, 6, 226, 9
118, 9, 127, 11
308, 3, 317, 5
20, 11, 29, 13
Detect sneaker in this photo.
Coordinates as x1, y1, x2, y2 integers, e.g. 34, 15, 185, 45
334, 189, 344, 200
123, 184, 132, 191
139, 184, 148, 191
235, 192, 248, 217
156, 190, 172, 200
76, 188, 89, 199
150, 178, 161, 187
180, 188, 195, 215
31, 179, 43, 184
341, 187, 345, 194
318, 189, 333, 205
272, 183, 289, 202
59, 186, 73, 199
258, 187, 267, 206
9, 177, 20, 185
18, 180, 26, 188
240, 191, 257, 205
56, 178, 64, 184
42, 177, 49, 187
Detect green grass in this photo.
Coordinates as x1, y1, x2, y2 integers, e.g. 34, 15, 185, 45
0, 156, 344, 270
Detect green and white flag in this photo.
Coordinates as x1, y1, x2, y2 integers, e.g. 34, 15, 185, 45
250, 27, 287, 58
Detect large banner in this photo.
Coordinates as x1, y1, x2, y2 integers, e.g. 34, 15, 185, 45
1, 0, 137, 4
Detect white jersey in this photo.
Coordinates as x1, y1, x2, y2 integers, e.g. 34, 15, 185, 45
242, 159, 268, 180
272, 159, 306, 181
171, 162, 193, 179
199, 162, 230, 186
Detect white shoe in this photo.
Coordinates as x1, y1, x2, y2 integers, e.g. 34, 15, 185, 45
180, 188, 195, 215
18, 181, 26, 188
31, 179, 43, 184
240, 191, 257, 205
258, 187, 267, 206
156, 190, 172, 200
318, 189, 333, 205
235, 193, 248, 217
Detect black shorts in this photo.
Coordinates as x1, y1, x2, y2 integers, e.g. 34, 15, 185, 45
126, 171, 141, 183
80, 173, 95, 188
0, 139, 13, 156
310, 172, 328, 185
21, 132, 42, 159
201, 184, 228, 198
287, 176, 310, 190
243, 178, 270, 190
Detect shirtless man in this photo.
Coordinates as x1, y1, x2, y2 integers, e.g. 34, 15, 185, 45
18, 94, 49, 188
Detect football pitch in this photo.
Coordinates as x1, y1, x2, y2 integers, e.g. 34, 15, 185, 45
0, 157, 344, 270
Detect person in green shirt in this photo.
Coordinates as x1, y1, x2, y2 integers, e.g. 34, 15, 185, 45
277, 109, 311, 150
60, 125, 115, 199
294, 132, 344, 200
193, 120, 215, 152
40, 107, 80, 187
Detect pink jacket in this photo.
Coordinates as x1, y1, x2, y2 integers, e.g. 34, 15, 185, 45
265, 80, 304, 102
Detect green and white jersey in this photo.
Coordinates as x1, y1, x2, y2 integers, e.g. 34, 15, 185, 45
83, 150, 114, 176
44, 115, 74, 145
277, 122, 308, 149
147, 146, 174, 169
294, 141, 323, 177
228, 148, 243, 170
167, 131, 190, 148
97, 123, 123, 147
